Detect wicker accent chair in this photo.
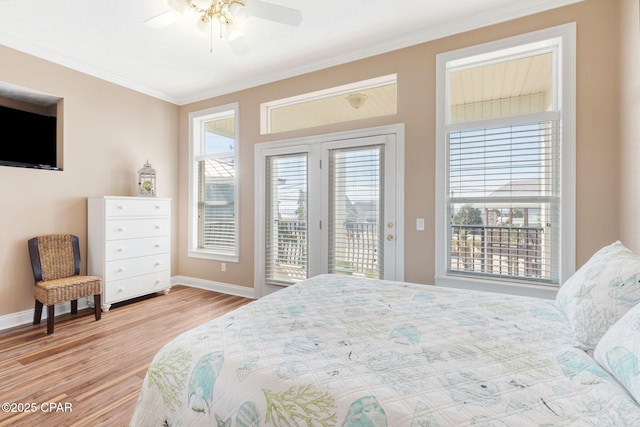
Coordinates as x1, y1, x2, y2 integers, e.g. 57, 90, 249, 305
28, 234, 102, 334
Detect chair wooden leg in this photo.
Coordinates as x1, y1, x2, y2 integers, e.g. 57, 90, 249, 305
33, 300, 43, 325
47, 305, 55, 335
71, 299, 78, 314
94, 295, 101, 321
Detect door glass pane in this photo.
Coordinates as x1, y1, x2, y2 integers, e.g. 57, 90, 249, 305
329, 145, 384, 279
265, 153, 308, 285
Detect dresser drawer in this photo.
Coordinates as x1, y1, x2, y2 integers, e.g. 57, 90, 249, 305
104, 272, 170, 304
105, 218, 170, 240
104, 198, 170, 218
104, 253, 170, 281
104, 236, 170, 261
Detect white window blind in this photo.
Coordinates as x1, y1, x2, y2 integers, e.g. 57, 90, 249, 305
328, 145, 384, 279
447, 117, 560, 284
198, 155, 236, 254
265, 153, 308, 285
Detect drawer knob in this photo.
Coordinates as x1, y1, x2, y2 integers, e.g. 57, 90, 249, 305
117, 205, 124, 210
155, 225, 161, 229
117, 248, 124, 252
155, 244, 161, 248
118, 267, 125, 272
117, 227, 124, 232
155, 262, 161, 266
118, 287, 125, 293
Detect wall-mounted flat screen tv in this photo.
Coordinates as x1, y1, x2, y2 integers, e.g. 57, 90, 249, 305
0, 104, 59, 170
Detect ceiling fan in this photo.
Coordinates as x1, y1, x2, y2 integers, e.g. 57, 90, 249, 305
145, 0, 303, 55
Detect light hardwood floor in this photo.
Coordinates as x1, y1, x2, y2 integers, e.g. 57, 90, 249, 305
0, 285, 252, 427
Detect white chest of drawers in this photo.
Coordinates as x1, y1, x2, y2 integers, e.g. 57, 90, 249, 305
88, 196, 171, 311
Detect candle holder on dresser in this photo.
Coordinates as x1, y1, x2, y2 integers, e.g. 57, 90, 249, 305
137, 160, 157, 197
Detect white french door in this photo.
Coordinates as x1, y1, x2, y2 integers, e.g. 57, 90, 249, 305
322, 138, 397, 281
256, 126, 403, 297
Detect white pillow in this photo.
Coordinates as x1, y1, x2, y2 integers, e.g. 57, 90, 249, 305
556, 241, 640, 350
594, 302, 640, 404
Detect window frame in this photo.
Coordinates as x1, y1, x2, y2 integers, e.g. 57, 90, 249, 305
434, 23, 576, 299
259, 74, 397, 135
188, 103, 240, 262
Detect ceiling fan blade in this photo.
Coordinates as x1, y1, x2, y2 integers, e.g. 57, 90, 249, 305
245, 0, 302, 26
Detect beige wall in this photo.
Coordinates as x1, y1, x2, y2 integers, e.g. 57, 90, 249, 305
0, 0, 628, 318
619, 0, 640, 251
0, 46, 179, 316
177, 0, 622, 289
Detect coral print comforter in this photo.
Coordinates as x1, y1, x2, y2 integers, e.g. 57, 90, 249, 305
130, 274, 640, 426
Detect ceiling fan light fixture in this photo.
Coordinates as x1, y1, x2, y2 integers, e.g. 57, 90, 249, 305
191, 0, 213, 10
160, 0, 300, 54
167, 0, 191, 16
229, 2, 248, 25
194, 16, 211, 35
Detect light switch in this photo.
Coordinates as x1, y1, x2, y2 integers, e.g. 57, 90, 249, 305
416, 218, 425, 231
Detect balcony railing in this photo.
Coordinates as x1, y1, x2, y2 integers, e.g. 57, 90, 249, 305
269, 219, 379, 281
275, 220, 307, 266
450, 224, 545, 279
341, 221, 379, 274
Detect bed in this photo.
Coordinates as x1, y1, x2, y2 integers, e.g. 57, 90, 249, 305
130, 242, 640, 426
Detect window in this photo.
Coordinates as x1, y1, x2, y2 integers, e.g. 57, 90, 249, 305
188, 103, 239, 261
260, 74, 397, 134
435, 24, 576, 296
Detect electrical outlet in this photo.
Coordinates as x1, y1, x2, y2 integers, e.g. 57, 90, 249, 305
416, 218, 425, 231
221, 262, 226, 272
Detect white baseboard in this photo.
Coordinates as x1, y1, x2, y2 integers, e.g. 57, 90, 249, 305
0, 276, 255, 332
0, 299, 91, 332
171, 275, 257, 299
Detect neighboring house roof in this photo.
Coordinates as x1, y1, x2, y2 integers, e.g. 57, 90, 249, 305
204, 158, 235, 179
465, 179, 546, 209
489, 179, 541, 198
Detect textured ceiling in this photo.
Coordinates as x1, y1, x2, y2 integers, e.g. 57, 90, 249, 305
0, 0, 581, 105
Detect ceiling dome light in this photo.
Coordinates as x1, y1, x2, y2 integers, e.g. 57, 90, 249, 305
346, 93, 368, 109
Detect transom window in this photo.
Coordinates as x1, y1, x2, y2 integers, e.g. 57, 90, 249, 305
260, 74, 397, 134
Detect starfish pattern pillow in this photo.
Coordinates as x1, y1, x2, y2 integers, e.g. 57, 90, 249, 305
556, 241, 640, 351
594, 301, 640, 404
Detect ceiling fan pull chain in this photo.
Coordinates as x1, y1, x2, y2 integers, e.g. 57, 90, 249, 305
210, 19, 214, 53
